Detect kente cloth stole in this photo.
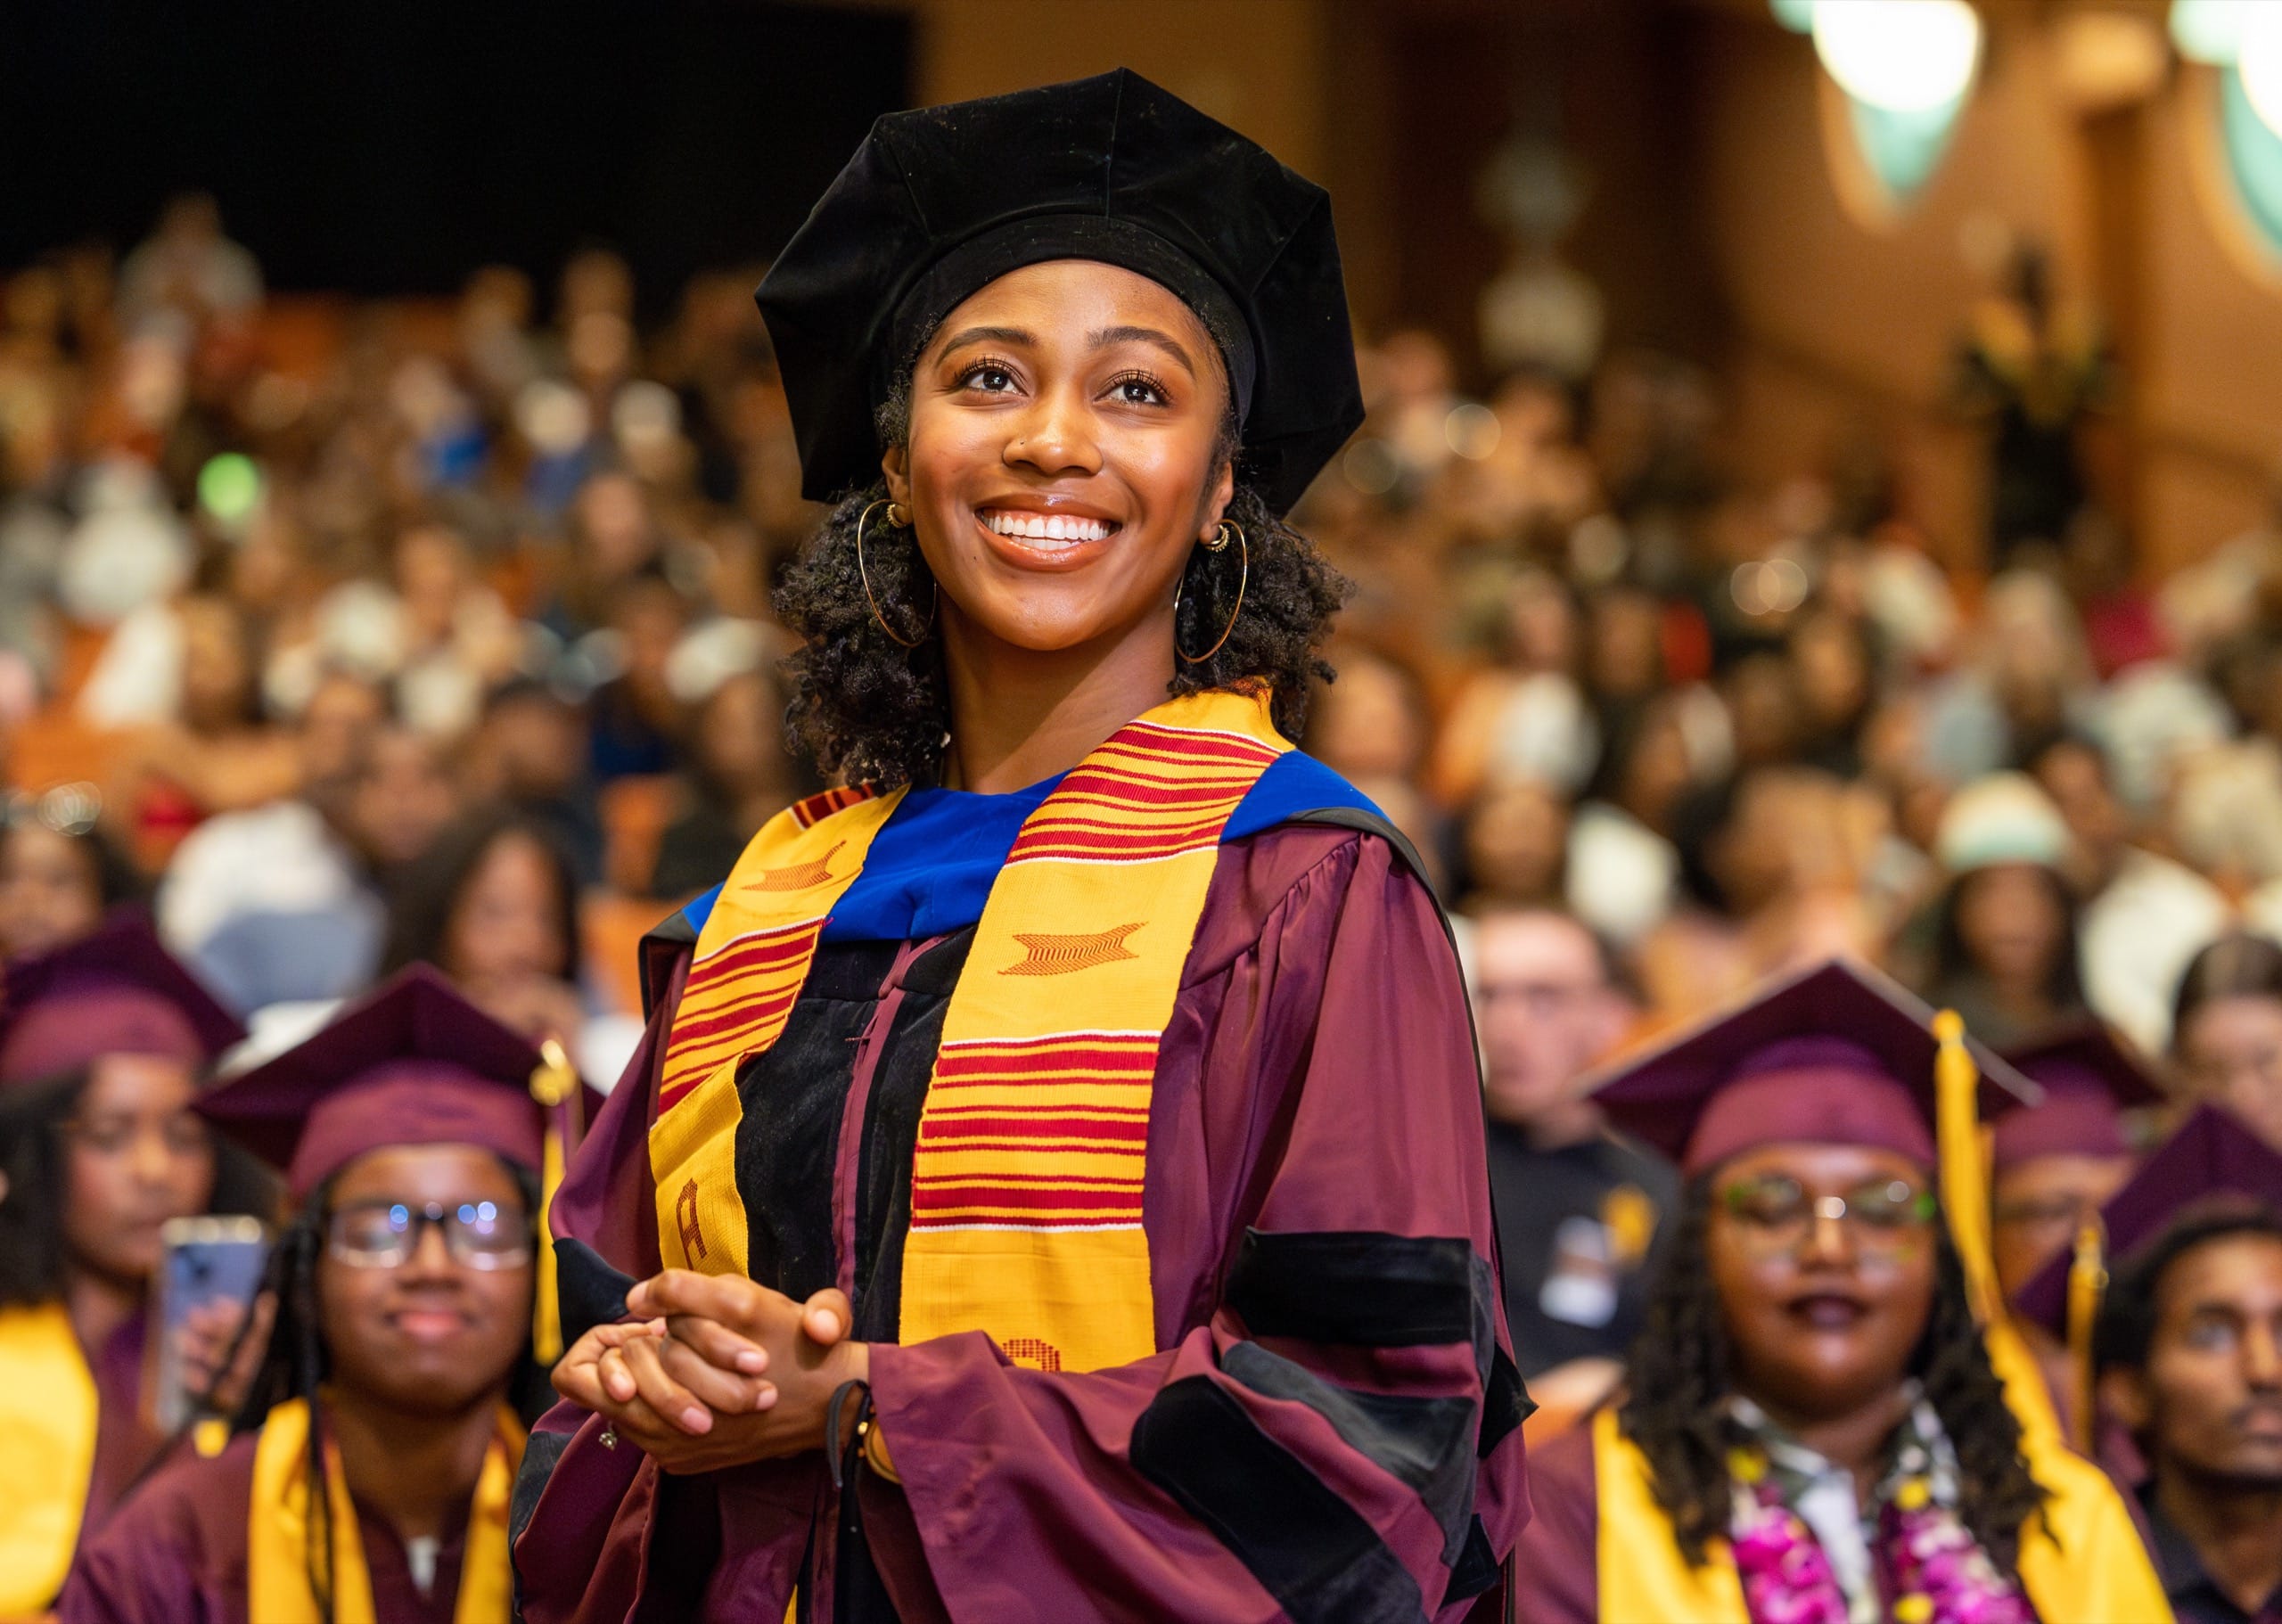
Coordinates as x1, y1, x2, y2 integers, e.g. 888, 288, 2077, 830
0, 1301, 98, 1615
246, 1397, 523, 1624
650, 689, 1291, 1373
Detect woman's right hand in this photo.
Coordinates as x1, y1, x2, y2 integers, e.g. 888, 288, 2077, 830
550, 1282, 858, 1472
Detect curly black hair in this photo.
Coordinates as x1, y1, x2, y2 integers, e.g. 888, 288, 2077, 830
773, 351, 1350, 788
1618, 1179, 2049, 1571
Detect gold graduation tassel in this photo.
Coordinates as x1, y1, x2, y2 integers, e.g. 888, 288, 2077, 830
528, 1039, 580, 1366
1933, 1008, 2071, 1453
1931, 1010, 2000, 1325
2065, 1212, 2108, 1449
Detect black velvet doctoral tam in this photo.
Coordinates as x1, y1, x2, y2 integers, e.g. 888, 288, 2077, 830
756, 67, 1364, 516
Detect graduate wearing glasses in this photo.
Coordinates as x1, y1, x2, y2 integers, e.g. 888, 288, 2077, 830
1513, 958, 2170, 1624
59, 966, 585, 1624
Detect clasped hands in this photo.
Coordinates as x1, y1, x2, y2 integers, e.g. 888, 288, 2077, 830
551, 1270, 870, 1474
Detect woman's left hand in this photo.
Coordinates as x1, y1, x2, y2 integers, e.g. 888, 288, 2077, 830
575, 1271, 870, 1475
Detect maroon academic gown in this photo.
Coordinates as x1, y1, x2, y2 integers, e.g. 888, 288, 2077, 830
1506, 1423, 1598, 1624
82, 1309, 164, 1546
515, 824, 1530, 1622
55, 1429, 471, 1624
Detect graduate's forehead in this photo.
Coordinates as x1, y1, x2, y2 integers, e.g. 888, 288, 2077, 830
329, 1142, 524, 1206
924, 260, 1222, 381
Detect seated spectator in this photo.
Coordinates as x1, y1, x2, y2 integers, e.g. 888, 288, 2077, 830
649, 664, 804, 899
2171, 934, 2282, 1151
1456, 775, 1571, 915
464, 680, 603, 885
155, 671, 391, 1016
382, 809, 587, 1064
1639, 765, 1889, 1022
587, 571, 690, 783
1564, 691, 1692, 947
2032, 734, 2228, 1054
0, 804, 142, 962
104, 594, 300, 863
346, 723, 464, 900
1916, 773, 2090, 1046
1472, 906, 1672, 1431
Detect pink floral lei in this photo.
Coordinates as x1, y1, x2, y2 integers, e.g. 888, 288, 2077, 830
1726, 1446, 2035, 1624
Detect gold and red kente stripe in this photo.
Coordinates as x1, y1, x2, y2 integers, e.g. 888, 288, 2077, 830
899, 690, 1290, 1372
649, 783, 902, 1275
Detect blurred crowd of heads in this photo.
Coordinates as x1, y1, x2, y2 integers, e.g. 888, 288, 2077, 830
4, 196, 2282, 1141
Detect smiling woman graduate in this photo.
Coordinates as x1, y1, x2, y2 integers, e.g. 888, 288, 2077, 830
58, 966, 585, 1624
511, 69, 1525, 1624
1511, 958, 2171, 1624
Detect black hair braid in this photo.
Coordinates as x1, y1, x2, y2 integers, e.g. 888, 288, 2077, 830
775, 480, 1347, 789
231, 1207, 339, 1622
1917, 1230, 2046, 1571
1617, 1188, 1735, 1564
1620, 1179, 2048, 1571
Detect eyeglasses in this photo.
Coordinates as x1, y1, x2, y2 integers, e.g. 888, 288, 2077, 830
1719, 1175, 1937, 1256
325, 1199, 532, 1270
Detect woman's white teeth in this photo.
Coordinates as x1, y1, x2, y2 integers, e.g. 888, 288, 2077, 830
982, 510, 1112, 543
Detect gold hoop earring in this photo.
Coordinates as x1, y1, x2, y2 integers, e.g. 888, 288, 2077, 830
1174, 524, 1248, 664
856, 499, 937, 649
1203, 519, 1237, 554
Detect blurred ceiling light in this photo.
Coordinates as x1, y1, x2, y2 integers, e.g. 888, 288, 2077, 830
2055, 10, 2171, 113
1443, 403, 1501, 461
2171, 0, 2253, 65
2239, 4, 2282, 135
1812, 0, 1982, 113
1769, 0, 1816, 35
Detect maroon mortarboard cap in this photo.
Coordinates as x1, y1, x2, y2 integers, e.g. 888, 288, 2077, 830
1991, 1021, 2166, 1172
196, 964, 551, 1201
2015, 1104, 2282, 1334
1582, 957, 2039, 1176
0, 914, 247, 1087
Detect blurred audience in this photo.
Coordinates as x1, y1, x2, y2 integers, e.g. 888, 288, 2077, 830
3, 196, 2282, 1117
2171, 935, 2282, 1151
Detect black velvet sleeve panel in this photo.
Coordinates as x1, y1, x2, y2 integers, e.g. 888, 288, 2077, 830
1224, 1228, 1479, 1347
1220, 1339, 1478, 1562
1130, 1376, 1431, 1624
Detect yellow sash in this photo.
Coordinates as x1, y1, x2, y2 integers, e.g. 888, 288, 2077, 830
247, 1397, 523, 1624
0, 1301, 98, 1616
652, 690, 1290, 1373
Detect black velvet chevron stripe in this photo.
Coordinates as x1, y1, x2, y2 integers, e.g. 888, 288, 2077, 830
1221, 1340, 1478, 1565
1480, 1345, 1531, 1458
1225, 1228, 1478, 1347
1132, 1376, 1428, 1624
